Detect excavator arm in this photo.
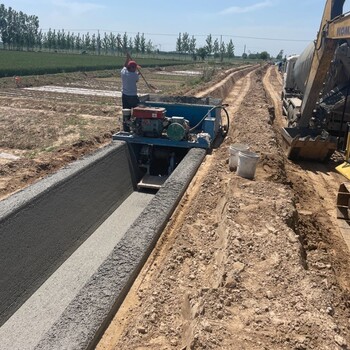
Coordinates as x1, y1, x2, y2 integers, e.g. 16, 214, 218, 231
327, 12, 350, 39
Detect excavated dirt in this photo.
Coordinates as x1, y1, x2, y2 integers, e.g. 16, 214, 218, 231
1, 63, 350, 349
96, 66, 350, 350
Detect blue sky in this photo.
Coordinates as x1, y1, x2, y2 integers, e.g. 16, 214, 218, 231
2, 0, 350, 57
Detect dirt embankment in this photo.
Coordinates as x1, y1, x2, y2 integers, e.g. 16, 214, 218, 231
97, 66, 350, 350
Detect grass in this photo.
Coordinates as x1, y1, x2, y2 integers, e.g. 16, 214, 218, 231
0, 50, 184, 77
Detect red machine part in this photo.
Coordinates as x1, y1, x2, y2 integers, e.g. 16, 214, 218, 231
132, 106, 166, 119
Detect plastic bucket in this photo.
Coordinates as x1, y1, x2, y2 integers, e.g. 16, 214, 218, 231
229, 143, 250, 171
237, 150, 259, 179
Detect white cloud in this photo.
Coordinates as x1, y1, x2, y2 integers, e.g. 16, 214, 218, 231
220, 1, 273, 15
52, 0, 105, 14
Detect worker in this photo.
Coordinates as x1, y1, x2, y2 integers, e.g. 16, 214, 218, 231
278, 61, 283, 72
121, 53, 140, 110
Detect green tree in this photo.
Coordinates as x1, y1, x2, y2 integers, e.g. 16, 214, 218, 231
134, 32, 141, 53
248, 52, 258, 59
36, 29, 43, 50
146, 39, 153, 54
96, 31, 101, 55
109, 32, 116, 53
57, 29, 66, 50
259, 51, 270, 60
205, 34, 213, 55
213, 38, 220, 57
102, 32, 109, 54
140, 33, 146, 53
84, 32, 91, 51
182, 32, 190, 54
0, 4, 8, 47
128, 37, 133, 51
66, 31, 73, 51
6, 7, 16, 49
116, 33, 122, 55
51, 29, 57, 49
276, 49, 283, 60
226, 39, 235, 58
197, 47, 207, 60
91, 33, 96, 53
220, 41, 226, 61
28, 15, 39, 49
122, 32, 128, 51
189, 35, 196, 57
176, 33, 182, 53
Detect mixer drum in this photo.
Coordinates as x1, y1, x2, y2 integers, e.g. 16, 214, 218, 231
293, 42, 315, 94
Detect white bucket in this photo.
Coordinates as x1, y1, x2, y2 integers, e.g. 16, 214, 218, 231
237, 150, 259, 179
229, 143, 250, 171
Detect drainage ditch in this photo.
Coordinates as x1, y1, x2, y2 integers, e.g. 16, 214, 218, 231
0, 141, 205, 349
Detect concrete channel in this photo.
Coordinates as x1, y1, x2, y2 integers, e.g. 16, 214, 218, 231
0, 141, 206, 349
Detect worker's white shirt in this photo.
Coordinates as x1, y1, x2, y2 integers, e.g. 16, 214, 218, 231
121, 67, 139, 96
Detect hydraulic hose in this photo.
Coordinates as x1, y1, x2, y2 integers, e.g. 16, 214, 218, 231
189, 104, 230, 136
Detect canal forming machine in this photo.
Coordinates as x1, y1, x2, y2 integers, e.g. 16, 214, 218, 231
113, 95, 229, 189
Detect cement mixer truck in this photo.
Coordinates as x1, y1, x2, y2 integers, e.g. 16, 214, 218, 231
281, 0, 350, 160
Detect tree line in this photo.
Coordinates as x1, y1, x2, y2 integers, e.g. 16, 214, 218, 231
0, 4, 157, 55
176, 33, 236, 60
0, 4, 274, 59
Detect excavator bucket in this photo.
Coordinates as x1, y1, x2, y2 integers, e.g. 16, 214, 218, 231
337, 182, 350, 221
281, 127, 338, 161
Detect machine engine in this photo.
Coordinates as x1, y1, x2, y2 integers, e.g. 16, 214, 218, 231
132, 106, 166, 137
123, 106, 190, 141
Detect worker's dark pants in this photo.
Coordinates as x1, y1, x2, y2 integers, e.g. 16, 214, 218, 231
122, 94, 139, 109
122, 94, 140, 131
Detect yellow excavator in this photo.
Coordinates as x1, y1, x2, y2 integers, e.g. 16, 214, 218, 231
281, 0, 350, 161
281, 0, 350, 221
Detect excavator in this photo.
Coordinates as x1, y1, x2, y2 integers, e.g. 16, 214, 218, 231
281, 0, 350, 222
282, 0, 350, 161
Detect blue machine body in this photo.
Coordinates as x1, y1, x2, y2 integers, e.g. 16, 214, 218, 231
113, 95, 223, 149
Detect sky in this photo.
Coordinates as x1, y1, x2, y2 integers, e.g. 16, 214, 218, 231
2, 0, 350, 57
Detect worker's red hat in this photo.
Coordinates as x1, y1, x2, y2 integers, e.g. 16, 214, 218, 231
127, 60, 137, 68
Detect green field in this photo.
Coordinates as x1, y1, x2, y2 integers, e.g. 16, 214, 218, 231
0, 50, 183, 77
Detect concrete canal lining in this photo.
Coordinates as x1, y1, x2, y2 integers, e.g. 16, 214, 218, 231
0, 140, 206, 350
0, 141, 138, 325
0, 191, 154, 350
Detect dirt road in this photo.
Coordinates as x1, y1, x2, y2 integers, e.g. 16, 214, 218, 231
97, 65, 350, 350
